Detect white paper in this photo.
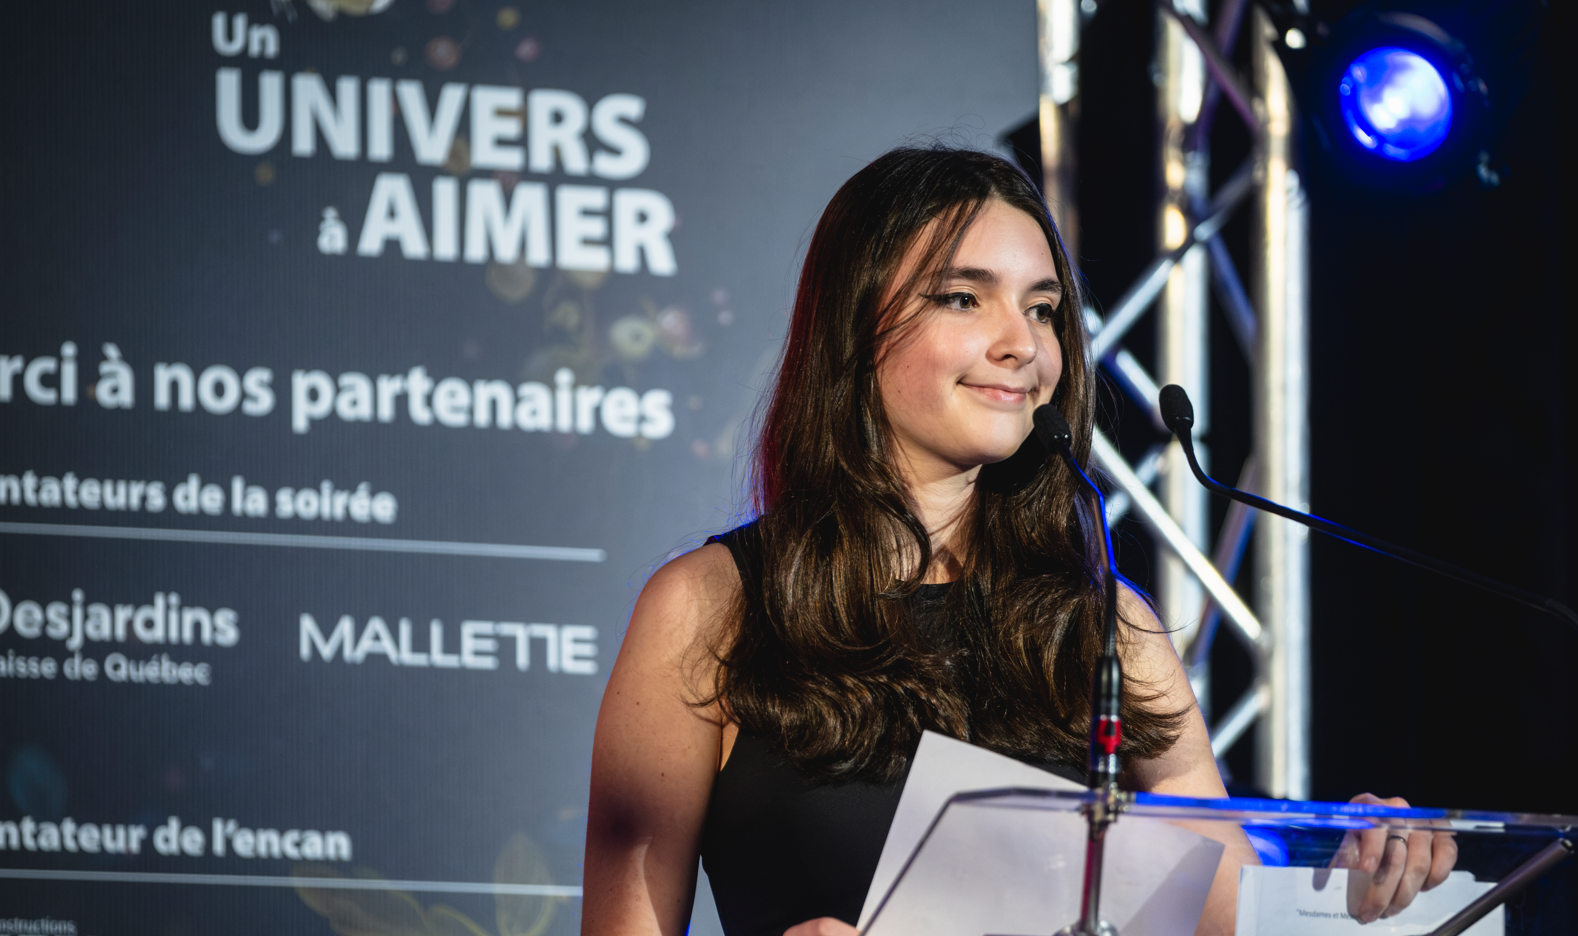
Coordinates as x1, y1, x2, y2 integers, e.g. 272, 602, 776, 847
858, 731, 1085, 928
859, 731, 1224, 936
1236, 866, 1502, 936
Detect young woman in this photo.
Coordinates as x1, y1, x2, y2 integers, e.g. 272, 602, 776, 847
582, 147, 1453, 936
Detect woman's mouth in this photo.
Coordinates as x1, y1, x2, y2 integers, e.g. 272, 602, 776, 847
961, 382, 1032, 404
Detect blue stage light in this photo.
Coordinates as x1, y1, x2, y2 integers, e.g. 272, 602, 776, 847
1338, 47, 1453, 162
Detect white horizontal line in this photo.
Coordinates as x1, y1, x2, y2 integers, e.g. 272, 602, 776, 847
0, 522, 605, 562
0, 867, 582, 896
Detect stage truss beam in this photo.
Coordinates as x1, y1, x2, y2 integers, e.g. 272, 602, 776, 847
1037, 0, 1311, 797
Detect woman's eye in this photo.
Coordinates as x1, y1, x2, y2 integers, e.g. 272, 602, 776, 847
1028, 302, 1056, 324
928, 292, 978, 311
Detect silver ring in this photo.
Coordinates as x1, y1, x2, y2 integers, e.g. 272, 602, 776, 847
1386, 834, 1408, 844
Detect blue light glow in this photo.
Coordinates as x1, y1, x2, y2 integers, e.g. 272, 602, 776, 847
1243, 828, 1291, 867
1338, 48, 1453, 162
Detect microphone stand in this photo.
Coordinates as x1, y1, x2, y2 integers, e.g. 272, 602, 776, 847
1035, 406, 1125, 936
1155, 385, 1578, 631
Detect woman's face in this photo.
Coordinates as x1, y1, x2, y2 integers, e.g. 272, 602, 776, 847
876, 199, 1064, 481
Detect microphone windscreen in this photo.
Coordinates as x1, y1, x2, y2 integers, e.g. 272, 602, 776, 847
1158, 384, 1195, 434
1032, 405, 1073, 452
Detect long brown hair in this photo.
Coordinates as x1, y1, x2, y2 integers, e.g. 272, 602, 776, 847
710, 146, 1184, 781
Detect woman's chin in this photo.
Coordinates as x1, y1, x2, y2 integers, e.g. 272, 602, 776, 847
955, 439, 1033, 471
989, 428, 1039, 462
911, 423, 1036, 475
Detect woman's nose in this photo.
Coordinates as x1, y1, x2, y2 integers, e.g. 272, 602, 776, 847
986, 305, 1037, 363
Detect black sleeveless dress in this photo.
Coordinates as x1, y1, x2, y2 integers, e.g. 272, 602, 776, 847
698, 524, 1085, 936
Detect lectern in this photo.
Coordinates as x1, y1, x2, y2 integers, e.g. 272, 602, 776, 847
862, 789, 1574, 936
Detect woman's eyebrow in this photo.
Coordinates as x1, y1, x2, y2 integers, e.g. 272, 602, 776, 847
937, 268, 1063, 294
940, 266, 997, 285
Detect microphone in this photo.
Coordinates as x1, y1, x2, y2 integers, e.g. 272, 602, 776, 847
1033, 405, 1123, 792
1157, 384, 1578, 630
1035, 405, 1125, 936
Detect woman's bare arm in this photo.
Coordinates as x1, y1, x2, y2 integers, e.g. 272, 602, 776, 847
1116, 587, 1260, 936
1117, 588, 1228, 798
582, 544, 738, 936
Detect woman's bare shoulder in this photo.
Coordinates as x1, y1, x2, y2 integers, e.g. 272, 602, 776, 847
618, 541, 742, 680
646, 539, 740, 591
638, 541, 740, 623
1114, 582, 1188, 694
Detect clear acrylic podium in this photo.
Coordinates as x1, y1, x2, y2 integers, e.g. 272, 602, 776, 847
862, 788, 1575, 936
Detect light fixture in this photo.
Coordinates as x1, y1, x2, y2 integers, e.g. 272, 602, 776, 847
1266, 0, 1539, 192
1337, 47, 1453, 162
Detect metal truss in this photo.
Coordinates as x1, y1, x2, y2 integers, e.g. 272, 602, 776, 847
1037, 0, 1310, 797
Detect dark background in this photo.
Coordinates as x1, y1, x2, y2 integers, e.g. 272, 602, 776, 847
1073, 0, 1575, 815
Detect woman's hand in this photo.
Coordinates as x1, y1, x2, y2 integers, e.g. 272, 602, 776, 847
783, 918, 859, 936
1332, 793, 1459, 923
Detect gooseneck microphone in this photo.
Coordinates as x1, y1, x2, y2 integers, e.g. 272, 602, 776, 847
1034, 405, 1124, 936
1033, 404, 1123, 791
1157, 384, 1578, 631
